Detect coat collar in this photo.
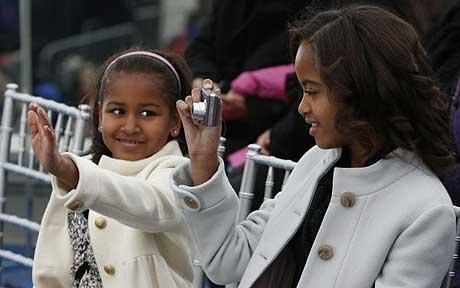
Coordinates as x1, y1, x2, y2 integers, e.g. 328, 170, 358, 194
98, 140, 182, 176
332, 147, 428, 196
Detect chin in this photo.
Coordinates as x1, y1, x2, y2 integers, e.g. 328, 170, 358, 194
114, 153, 144, 161
315, 140, 338, 150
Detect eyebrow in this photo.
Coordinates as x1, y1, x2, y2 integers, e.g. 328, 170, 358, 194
105, 101, 161, 107
300, 79, 323, 87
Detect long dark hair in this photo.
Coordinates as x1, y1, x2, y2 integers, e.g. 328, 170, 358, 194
89, 48, 192, 163
290, 5, 455, 176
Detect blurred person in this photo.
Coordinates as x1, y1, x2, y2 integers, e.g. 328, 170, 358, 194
427, 0, 460, 97
173, 5, 456, 288
31, 49, 194, 288
54, 54, 97, 106
185, 0, 334, 156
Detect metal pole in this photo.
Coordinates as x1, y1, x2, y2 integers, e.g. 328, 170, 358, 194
71, 104, 91, 155
0, 84, 18, 282
19, 0, 32, 94
237, 144, 261, 222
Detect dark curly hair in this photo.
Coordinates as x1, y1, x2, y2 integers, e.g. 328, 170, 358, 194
289, 5, 455, 176
89, 48, 192, 163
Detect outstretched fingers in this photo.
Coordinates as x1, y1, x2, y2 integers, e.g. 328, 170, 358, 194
28, 102, 56, 146
27, 109, 39, 136
36, 106, 53, 129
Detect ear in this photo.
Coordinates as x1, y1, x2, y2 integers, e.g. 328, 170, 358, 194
169, 110, 182, 137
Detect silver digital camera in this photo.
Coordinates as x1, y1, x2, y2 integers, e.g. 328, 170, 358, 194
192, 88, 221, 126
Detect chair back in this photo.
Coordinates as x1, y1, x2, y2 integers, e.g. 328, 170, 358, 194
222, 145, 297, 288
0, 83, 90, 189
0, 83, 90, 274
237, 144, 297, 222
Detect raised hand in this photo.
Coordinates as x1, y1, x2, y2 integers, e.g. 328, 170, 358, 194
28, 103, 79, 190
28, 103, 62, 174
176, 79, 222, 185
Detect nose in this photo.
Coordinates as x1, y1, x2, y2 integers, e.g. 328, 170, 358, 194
298, 94, 311, 116
121, 114, 140, 134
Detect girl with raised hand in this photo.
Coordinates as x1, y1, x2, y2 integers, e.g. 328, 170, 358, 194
172, 5, 456, 288
30, 49, 194, 288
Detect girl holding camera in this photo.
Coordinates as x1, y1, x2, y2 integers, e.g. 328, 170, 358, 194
173, 5, 456, 288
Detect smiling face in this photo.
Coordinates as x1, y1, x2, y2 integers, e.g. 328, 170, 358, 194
99, 72, 180, 161
296, 42, 347, 150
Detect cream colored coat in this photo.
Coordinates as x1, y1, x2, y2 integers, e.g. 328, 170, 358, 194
33, 141, 193, 288
171, 146, 456, 288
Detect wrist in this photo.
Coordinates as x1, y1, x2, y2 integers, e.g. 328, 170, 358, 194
190, 154, 219, 186
56, 155, 79, 191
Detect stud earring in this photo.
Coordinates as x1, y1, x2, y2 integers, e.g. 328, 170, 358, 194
98, 126, 103, 133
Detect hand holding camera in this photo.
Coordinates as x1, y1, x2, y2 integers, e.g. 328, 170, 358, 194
176, 79, 222, 185
191, 86, 222, 127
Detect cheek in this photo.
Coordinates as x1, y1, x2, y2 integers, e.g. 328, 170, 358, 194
320, 99, 339, 125
99, 118, 118, 135
99, 113, 109, 126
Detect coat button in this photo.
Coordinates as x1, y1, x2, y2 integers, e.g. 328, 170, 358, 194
68, 201, 83, 211
104, 264, 116, 275
340, 192, 356, 208
95, 217, 107, 229
318, 244, 334, 260
184, 196, 199, 210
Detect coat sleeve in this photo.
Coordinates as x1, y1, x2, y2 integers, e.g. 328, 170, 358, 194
170, 158, 277, 284
375, 204, 456, 288
52, 154, 185, 233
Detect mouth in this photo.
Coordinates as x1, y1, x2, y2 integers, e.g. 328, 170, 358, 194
305, 119, 319, 136
305, 118, 319, 127
117, 138, 145, 145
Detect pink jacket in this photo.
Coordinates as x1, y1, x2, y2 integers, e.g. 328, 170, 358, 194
231, 64, 295, 101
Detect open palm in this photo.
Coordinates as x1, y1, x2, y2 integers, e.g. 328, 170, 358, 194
27, 103, 62, 176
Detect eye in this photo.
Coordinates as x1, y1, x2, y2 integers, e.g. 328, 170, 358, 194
110, 108, 124, 115
304, 90, 317, 97
140, 110, 156, 117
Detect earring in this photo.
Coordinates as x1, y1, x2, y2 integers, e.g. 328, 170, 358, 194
98, 126, 102, 133
171, 130, 178, 137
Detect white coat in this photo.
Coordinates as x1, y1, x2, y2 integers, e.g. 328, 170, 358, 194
171, 146, 456, 288
33, 141, 193, 288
